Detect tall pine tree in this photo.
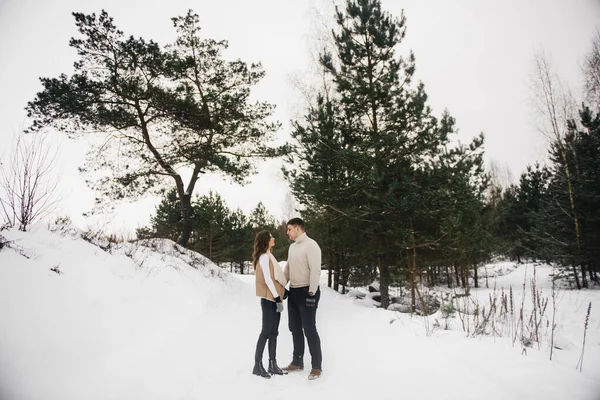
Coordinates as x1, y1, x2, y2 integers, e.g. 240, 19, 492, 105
27, 10, 285, 247
317, 0, 458, 307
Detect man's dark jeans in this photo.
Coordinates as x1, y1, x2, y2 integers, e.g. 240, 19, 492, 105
288, 286, 322, 369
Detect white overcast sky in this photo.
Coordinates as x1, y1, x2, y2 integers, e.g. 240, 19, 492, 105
0, 0, 598, 233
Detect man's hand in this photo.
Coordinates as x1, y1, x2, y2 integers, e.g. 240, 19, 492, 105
306, 293, 316, 308
275, 296, 284, 313
283, 288, 290, 300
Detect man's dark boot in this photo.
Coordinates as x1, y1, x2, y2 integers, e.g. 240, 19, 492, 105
308, 368, 322, 380
282, 358, 304, 372
252, 361, 271, 379
268, 359, 288, 375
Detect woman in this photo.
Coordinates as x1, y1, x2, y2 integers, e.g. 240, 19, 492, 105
252, 230, 288, 379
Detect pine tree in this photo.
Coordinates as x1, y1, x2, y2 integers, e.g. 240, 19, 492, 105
317, 0, 459, 307
516, 164, 551, 261
26, 10, 285, 247
223, 209, 252, 274
249, 202, 276, 232
434, 135, 489, 292
573, 107, 600, 283
544, 106, 600, 286
136, 189, 181, 241
286, 94, 357, 291
192, 192, 231, 262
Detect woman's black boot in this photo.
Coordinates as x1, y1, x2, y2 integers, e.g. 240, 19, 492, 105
268, 359, 288, 375
252, 361, 271, 379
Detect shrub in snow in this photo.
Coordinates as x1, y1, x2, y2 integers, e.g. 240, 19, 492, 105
388, 303, 411, 313
441, 301, 457, 318
368, 281, 380, 293
435, 300, 457, 330
0, 231, 33, 259
45, 220, 229, 281
392, 294, 440, 315
365, 292, 382, 307
346, 289, 366, 299
347, 287, 441, 315
50, 265, 62, 275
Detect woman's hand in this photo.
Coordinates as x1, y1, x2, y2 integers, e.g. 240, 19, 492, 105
274, 296, 284, 313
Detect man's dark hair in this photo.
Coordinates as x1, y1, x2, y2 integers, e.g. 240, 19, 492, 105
287, 217, 305, 230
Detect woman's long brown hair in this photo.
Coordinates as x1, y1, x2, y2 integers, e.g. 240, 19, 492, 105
252, 230, 271, 269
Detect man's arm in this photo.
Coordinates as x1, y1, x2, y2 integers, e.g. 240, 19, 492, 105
285, 244, 293, 282
307, 241, 322, 295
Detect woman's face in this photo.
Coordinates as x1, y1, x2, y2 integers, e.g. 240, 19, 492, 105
269, 234, 275, 249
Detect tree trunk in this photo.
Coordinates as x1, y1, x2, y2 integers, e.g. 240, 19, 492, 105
533, 54, 582, 267
239, 260, 244, 275
378, 258, 390, 309
453, 262, 461, 288
590, 263, 598, 283
446, 265, 452, 289
581, 263, 588, 288
332, 248, 340, 292
408, 219, 420, 312
339, 252, 347, 293
408, 254, 416, 312
474, 263, 479, 288
209, 231, 213, 259
327, 223, 333, 289
463, 262, 470, 296
572, 262, 581, 289
334, 259, 341, 292
409, 258, 416, 313
336, 253, 350, 294
137, 110, 201, 249
177, 193, 193, 247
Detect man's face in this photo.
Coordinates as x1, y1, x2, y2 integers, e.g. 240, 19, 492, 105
287, 224, 302, 241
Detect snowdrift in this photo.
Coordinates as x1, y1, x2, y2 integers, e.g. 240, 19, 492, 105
1, 224, 599, 400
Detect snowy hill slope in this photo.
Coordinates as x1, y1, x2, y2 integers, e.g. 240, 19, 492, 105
0, 225, 599, 400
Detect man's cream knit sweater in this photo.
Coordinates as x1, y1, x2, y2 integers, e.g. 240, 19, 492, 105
285, 232, 322, 294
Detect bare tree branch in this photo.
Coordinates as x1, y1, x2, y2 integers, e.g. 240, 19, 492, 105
583, 31, 600, 111
0, 131, 62, 231
531, 51, 582, 255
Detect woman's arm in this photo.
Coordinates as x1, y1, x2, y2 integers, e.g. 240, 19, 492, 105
259, 253, 279, 299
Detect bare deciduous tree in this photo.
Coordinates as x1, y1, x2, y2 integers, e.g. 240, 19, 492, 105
531, 51, 581, 258
287, 0, 337, 112
485, 159, 514, 203
532, 52, 577, 146
583, 31, 600, 111
0, 131, 61, 231
280, 190, 300, 222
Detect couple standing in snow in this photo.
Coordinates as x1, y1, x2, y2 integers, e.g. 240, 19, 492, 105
252, 217, 323, 381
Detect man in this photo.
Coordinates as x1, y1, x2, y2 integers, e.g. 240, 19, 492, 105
283, 217, 323, 380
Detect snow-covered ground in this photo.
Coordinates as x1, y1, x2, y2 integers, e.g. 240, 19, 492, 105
1, 224, 599, 400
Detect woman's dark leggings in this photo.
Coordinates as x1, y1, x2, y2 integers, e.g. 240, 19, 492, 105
254, 298, 281, 362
